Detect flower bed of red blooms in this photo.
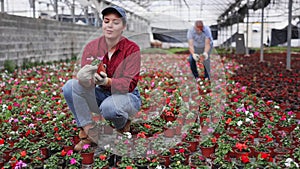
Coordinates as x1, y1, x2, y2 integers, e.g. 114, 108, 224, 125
227, 53, 300, 112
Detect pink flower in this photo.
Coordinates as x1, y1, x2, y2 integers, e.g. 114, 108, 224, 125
13, 102, 20, 107
151, 82, 155, 87
254, 112, 259, 117
207, 128, 214, 133
83, 144, 90, 150
67, 150, 73, 156
70, 158, 77, 164
287, 111, 293, 116
280, 115, 286, 121
241, 86, 247, 92
15, 160, 27, 169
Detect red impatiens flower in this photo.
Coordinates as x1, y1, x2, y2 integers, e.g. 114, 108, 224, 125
178, 148, 185, 153
126, 166, 133, 169
211, 137, 217, 143
268, 156, 273, 162
25, 130, 31, 137
166, 97, 171, 104
165, 111, 174, 117
144, 123, 151, 129
137, 132, 146, 138
61, 150, 67, 156
31, 130, 36, 135
265, 135, 273, 142
240, 154, 250, 163
259, 152, 269, 159
20, 151, 27, 157
99, 154, 106, 161
225, 118, 232, 124
0, 138, 4, 145
235, 142, 248, 152
7, 105, 12, 111
54, 127, 59, 132
226, 111, 233, 115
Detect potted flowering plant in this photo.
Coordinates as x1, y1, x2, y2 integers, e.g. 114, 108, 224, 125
253, 152, 274, 168
117, 156, 137, 169
93, 153, 109, 169
163, 121, 176, 138
134, 157, 149, 169
64, 150, 82, 169
183, 132, 199, 152
80, 144, 95, 165
189, 152, 207, 168
169, 161, 190, 169
215, 134, 233, 159
199, 134, 216, 158
132, 137, 148, 157
44, 151, 66, 168
234, 141, 251, 159
170, 153, 186, 164
158, 148, 172, 167
293, 147, 300, 163
29, 150, 45, 169
277, 111, 296, 131
148, 156, 165, 169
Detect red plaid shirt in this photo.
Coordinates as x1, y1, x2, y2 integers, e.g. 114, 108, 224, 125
81, 36, 141, 93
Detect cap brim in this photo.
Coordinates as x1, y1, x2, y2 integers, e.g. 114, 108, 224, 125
101, 7, 123, 17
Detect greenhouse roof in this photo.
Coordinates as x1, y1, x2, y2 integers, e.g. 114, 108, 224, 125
4, 0, 300, 29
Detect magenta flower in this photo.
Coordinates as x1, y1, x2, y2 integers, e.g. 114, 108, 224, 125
82, 144, 90, 150
67, 150, 73, 156
70, 158, 77, 165
287, 111, 293, 116
13, 102, 20, 107
15, 160, 27, 169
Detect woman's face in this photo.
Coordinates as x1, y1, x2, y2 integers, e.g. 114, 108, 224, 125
102, 13, 126, 40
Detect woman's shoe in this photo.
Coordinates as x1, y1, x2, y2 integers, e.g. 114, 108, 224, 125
117, 119, 131, 134
74, 137, 93, 152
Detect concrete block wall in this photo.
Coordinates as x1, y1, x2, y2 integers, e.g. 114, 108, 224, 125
0, 13, 150, 69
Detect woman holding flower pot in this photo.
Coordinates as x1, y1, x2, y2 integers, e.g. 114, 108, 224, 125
62, 5, 142, 151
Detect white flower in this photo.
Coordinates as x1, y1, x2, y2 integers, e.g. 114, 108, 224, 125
166, 121, 173, 126
285, 158, 299, 168
245, 118, 251, 122
274, 105, 280, 109
124, 132, 132, 139
245, 110, 249, 115
155, 166, 163, 169
104, 144, 110, 150
237, 121, 243, 126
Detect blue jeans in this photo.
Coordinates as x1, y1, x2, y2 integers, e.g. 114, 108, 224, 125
62, 79, 142, 130
188, 54, 211, 80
